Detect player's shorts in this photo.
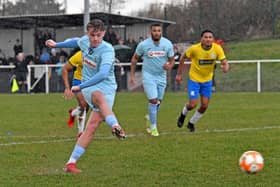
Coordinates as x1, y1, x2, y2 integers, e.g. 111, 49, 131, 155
72, 79, 81, 86
142, 71, 166, 100
81, 83, 116, 112
188, 79, 213, 99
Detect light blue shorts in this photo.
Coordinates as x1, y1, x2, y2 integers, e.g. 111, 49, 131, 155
188, 79, 213, 99
142, 71, 166, 100
81, 83, 116, 112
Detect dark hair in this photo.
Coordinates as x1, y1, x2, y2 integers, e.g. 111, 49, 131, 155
87, 19, 105, 32
200, 29, 214, 37
150, 23, 162, 29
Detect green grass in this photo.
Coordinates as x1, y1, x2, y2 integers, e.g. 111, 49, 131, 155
1, 93, 280, 186
227, 39, 280, 60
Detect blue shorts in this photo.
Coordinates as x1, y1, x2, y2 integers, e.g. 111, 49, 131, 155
188, 79, 212, 99
142, 71, 166, 100
81, 83, 116, 112
72, 79, 81, 86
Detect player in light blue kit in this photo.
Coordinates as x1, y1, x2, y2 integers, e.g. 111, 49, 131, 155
130, 23, 175, 136
46, 19, 125, 173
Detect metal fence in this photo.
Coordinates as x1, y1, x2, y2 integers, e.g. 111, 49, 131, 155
1, 59, 280, 94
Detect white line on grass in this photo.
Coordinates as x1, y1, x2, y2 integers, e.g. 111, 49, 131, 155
0, 125, 280, 146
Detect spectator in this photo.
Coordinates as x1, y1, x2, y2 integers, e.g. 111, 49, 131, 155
57, 48, 68, 58
50, 48, 60, 65
104, 26, 118, 45
170, 46, 181, 92
13, 38, 23, 57
55, 55, 66, 92
13, 52, 31, 93
126, 37, 137, 52
39, 48, 51, 64
0, 48, 7, 65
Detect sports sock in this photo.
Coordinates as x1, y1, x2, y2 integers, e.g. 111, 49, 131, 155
182, 104, 189, 115
78, 108, 86, 133
67, 144, 85, 164
71, 106, 80, 117
189, 111, 203, 124
148, 103, 158, 130
105, 115, 119, 128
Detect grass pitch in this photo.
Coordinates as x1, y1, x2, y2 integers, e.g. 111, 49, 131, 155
1, 92, 280, 186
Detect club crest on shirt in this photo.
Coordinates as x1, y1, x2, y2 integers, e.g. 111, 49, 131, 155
83, 57, 97, 68
148, 51, 165, 57
210, 53, 216, 59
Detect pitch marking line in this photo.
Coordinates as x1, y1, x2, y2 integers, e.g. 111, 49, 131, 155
0, 125, 280, 146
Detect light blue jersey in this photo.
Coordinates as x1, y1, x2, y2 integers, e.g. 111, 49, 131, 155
136, 37, 174, 100
78, 36, 117, 110
136, 37, 174, 76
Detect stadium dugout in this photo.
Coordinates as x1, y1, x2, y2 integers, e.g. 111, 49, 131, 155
0, 12, 175, 57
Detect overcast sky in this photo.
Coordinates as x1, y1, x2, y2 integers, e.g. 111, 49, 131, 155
62, 0, 170, 15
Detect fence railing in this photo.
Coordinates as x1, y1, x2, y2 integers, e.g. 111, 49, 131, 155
1, 59, 280, 93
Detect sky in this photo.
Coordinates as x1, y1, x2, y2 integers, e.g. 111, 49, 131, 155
63, 0, 170, 15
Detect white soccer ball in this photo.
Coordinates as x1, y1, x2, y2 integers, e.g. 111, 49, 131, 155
239, 151, 264, 174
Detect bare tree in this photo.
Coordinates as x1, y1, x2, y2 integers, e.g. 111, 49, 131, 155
0, 0, 64, 15
135, 0, 280, 42
90, 0, 126, 13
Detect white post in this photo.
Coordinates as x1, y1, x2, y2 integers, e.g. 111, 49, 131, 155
27, 65, 31, 93
257, 61, 261, 93
45, 66, 49, 94
84, 0, 90, 33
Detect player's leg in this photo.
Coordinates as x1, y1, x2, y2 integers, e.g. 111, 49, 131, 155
187, 80, 212, 132
177, 79, 199, 127
76, 92, 88, 137
64, 111, 103, 173
91, 90, 125, 139
143, 75, 160, 136
67, 79, 83, 128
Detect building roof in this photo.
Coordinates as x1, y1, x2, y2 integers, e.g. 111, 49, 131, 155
0, 12, 176, 29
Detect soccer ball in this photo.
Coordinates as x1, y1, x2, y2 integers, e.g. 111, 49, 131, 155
239, 151, 264, 174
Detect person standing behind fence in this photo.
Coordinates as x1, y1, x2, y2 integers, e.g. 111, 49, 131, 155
130, 23, 175, 137
176, 30, 229, 132
170, 46, 181, 92
13, 52, 31, 93
13, 38, 23, 57
55, 55, 66, 92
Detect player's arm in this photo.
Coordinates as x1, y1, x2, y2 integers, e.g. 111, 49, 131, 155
221, 59, 230, 73
45, 38, 80, 48
163, 44, 175, 70
163, 56, 175, 70
71, 64, 111, 92
217, 45, 229, 73
129, 53, 139, 86
62, 63, 74, 99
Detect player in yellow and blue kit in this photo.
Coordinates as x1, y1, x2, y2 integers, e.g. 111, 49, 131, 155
46, 19, 125, 173
62, 50, 88, 138
176, 30, 229, 132
130, 23, 175, 136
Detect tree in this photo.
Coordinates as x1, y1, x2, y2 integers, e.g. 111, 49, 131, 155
134, 0, 280, 42
0, 0, 64, 16
90, 0, 126, 13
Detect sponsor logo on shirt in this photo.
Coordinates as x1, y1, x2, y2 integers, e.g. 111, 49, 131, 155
148, 51, 165, 57
83, 57, 97, 68
199, 59, 214, 65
